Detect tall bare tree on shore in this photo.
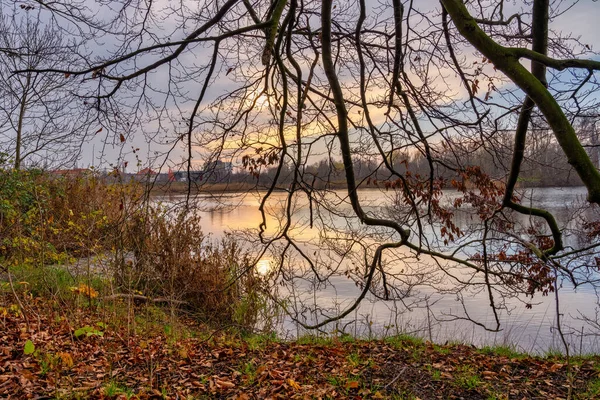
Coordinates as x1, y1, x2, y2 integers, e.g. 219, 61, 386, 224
9, 0, 600, 340
0, 9, 92, 169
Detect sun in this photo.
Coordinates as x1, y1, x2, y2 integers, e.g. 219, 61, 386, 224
254, 93, 271, 109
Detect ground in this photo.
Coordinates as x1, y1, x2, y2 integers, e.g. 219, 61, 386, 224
1, 295, 599, 399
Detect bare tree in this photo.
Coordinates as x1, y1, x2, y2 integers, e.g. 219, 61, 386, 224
10, 0, 600, 340
0, 9, 91, 169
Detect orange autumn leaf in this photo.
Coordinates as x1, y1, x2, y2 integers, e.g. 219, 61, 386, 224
287, 378, 301, 390
69, 283, 98, 298
345, 380, 359, 389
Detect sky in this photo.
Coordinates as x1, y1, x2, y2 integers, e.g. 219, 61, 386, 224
3, 0, 600, 172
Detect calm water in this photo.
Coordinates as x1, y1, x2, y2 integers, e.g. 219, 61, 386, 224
158, 187, 600, 354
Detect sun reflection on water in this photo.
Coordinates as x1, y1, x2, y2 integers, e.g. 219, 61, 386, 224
255, 259, 272, 276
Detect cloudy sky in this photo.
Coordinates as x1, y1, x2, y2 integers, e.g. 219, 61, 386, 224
61, 0, 600, 172
3, 0, 600, 172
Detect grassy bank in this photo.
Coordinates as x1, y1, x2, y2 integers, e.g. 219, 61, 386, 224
0, 170, 273, 331
1, 291, 599, 399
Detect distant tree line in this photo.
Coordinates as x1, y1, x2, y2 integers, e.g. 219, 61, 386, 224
221, 123, 598, 189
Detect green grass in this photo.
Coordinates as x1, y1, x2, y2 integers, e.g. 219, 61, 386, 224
433, 344, 451, 354
243, 332, 277, 350
102, 381, 134, 399
346, 351, 363, 367
478, 345, 524, 359
2, 263, 107, 301
38, 353, 56, 377
345, 351, 375, 370
239, 361, 258, 384
457, 373, 481, 390
295, 335, 334, 346
335, 332, 356, 343
582, 378, 600, 399
133, 305, 171, 335
425, 363, 442, 381
326, 375, 342, 386
384, 334, 425, 348
544, 347, 565, 358
454, 365, 482, 390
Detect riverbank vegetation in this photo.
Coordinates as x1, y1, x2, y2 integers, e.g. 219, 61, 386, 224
0, 170, 274, 333
2, 171, 600, 399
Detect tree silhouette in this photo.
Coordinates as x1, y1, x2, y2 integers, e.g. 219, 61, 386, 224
8, 0, 600, 338
0, 10, 92, 169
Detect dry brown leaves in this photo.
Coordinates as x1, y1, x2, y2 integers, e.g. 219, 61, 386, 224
0, 296, 598, 399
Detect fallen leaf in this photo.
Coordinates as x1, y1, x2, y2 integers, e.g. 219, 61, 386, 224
287, 378, 301, 390
549, 363, 563, 372
178, 348, 189, 359
215, 377, 235, 389
24, 340, 35, 355
345, 380, 359, 389
59, 352, 74, 368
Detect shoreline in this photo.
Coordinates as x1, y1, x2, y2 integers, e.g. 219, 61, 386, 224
146, 180, 588, 195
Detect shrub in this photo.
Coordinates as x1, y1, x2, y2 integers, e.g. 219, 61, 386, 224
116, 207, 273, 331
0, 169, 275, 333
0, 169, 142, 266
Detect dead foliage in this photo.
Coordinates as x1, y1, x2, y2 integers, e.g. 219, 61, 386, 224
0, 295, 598, 399
115, 208, 273, 331
1, 171, 272, 333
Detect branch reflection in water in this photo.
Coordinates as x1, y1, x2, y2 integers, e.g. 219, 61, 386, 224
157, 187, 600, 354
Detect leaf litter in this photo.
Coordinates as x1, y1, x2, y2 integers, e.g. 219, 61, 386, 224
0, 296, 598, 399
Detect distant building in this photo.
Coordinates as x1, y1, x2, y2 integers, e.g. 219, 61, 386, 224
203, 159, 233, 182
137, 167, 157, 176
133, 167, 168, 183
173, 171, 203, 182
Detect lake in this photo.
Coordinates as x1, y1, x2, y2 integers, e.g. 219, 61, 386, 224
158, 186, 600, 354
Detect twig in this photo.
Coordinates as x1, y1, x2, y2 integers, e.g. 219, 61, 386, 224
384, 366, 407, 390
1, 265, 30, 332
101, 293, 188, 306
552, 267, 573, 400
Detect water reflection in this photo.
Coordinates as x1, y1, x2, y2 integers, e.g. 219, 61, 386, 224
255, 259, 272, 276
156, 187, 600, 353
